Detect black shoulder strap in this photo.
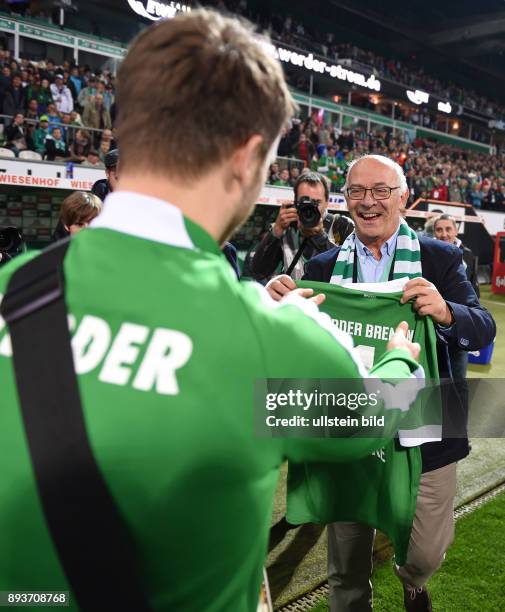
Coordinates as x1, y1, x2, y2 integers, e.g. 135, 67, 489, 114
286, 238, 308, 277
0, 239, 152, 612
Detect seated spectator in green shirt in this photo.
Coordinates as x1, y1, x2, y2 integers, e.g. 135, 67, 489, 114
44, 126, 69, 161
35, 78, 53, 114
33, 115, 49, 156
274, 168, 290, 186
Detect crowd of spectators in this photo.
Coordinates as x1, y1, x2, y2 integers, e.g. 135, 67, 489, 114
8, 0, 505, 124
0, 50, 116, 164
327, 44, 504, 119
5, 0, 505, 139
270, 114, 505, 211
213, 0, 505, 123
1, 21, 504, 212
1, 42, 503, 212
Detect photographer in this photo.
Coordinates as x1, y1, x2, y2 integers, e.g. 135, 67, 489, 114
251, 171, 335, 280
0, 226, 23, 267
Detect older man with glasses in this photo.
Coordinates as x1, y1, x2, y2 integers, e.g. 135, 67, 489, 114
267, 154, 495, 612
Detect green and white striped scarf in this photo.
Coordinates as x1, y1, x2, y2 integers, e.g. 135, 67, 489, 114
330, 220, 422, 285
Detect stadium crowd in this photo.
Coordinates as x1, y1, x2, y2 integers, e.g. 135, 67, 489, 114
0, 23, 504, 212
0, 49, 116, 164
271, 115, 505, 209
7, 0, 505, 128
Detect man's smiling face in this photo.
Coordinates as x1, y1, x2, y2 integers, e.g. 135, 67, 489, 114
345, 157, 408, 245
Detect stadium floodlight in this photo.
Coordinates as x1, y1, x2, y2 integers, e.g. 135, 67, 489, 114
127, 0, 191, 21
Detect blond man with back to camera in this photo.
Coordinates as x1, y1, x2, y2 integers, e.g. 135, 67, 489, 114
0, 10, 425, 611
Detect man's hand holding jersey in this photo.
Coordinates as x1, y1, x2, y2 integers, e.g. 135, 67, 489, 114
267, 274, 323, 301
266, 274, 454, 327
400, 278, 454, 327
265, 275, 421, 362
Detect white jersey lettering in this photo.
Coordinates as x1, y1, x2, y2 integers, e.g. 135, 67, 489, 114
99, 322, 149, 386
133, 328, 193, 395
72, 315, 112, 374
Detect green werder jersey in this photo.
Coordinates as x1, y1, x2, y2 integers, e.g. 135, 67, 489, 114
0, 192, 422, 611
287, 280, 440, 564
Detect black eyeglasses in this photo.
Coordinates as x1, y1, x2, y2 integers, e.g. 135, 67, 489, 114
346, 186, 401, 200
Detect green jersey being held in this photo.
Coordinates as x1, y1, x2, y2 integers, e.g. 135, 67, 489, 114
0, 192, 422, 612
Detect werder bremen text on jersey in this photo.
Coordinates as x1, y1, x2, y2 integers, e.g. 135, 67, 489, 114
0, 296, 193, 396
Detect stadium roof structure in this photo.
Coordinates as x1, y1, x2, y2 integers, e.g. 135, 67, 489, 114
285, 0, 505, 104
12, 0, 505, 109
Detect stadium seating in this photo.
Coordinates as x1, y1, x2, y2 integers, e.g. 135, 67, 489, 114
0, 147, 16, 158
19, 150, 43, 161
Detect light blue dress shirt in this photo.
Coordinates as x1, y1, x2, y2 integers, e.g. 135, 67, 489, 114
355, 224, 401, 283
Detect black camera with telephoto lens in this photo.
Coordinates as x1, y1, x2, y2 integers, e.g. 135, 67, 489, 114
295, 196, 321, 228
0, 226, 23, 266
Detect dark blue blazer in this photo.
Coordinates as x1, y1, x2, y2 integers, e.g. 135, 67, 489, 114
303, 235, 496, 471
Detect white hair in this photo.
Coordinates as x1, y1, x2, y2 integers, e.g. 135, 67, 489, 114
343, 154, 408, 194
